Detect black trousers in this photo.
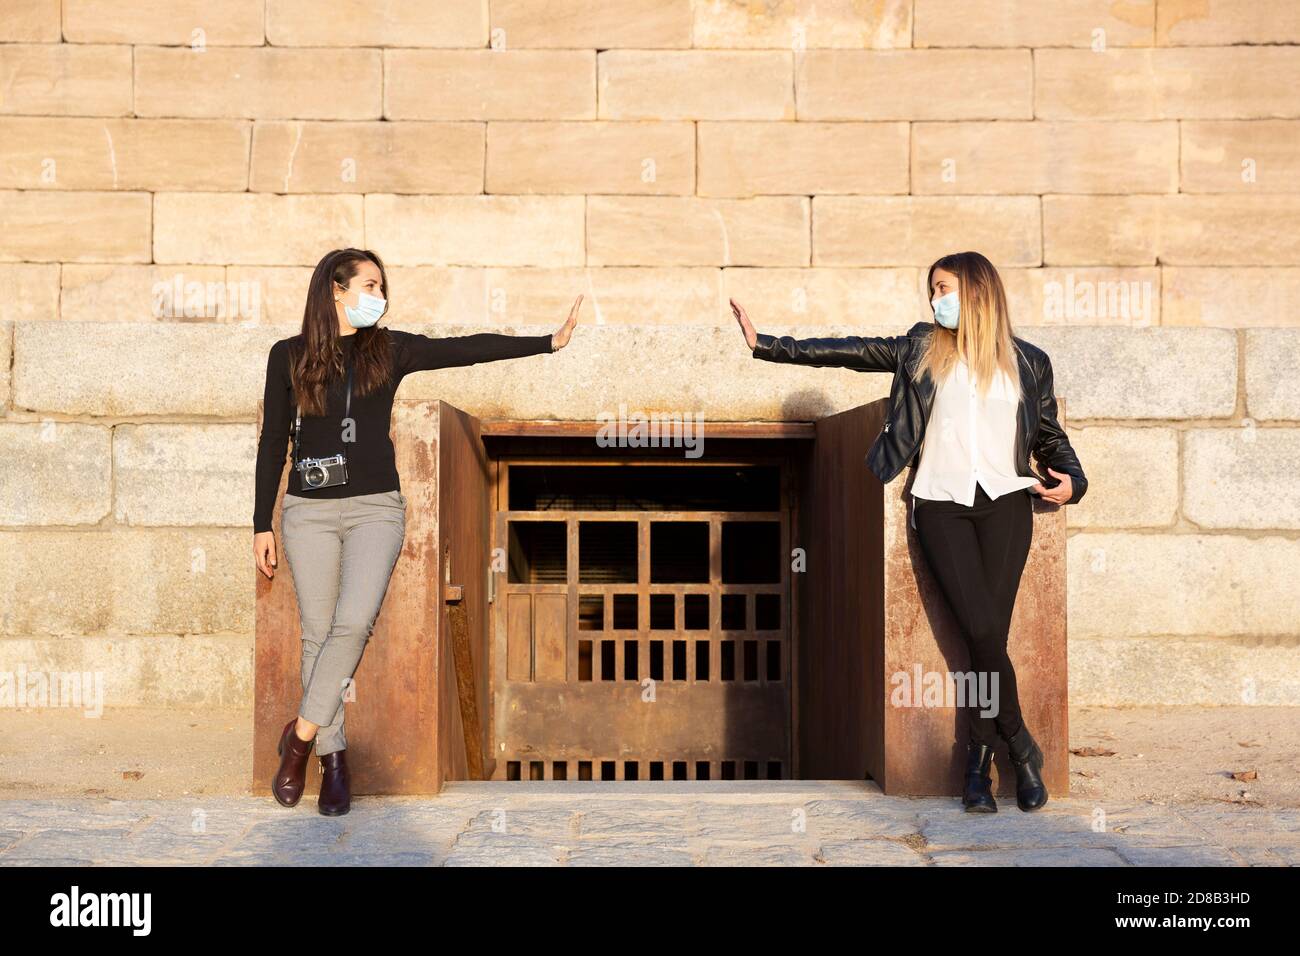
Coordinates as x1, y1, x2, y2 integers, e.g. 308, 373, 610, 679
913, 483, 1033, 748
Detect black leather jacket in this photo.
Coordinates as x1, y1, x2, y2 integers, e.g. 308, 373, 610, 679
752, 320, 1088, 505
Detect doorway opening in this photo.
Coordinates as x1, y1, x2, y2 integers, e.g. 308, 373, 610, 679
490, 456, 793, 782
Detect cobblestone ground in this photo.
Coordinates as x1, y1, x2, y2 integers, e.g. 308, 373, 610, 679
2, 782, 1295, 866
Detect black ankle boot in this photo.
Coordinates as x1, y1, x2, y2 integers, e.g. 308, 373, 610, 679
961, 742, 997, 812
1005, 723, 1048, 811
318, 750, 351, 816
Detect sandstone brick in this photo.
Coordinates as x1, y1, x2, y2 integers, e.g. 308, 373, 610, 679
13, 322, 280, 416
1244, 329, 1300, 421
482, 268, 722, 326
0, 633, 251, 707
64, 0, 265, 44
722, 268, 919, 328
1162, 268, 1300, 328
385, 50, 595, 120
599, 51, 794, 120
1044, 195, 1159, 265
693, 0, 912, 49
0, 44, 132, 116
797, 50, 1032, 120
486, 122, 694, 195
60, 265, 234, 322
1065, 425, 1179, 529
114, 424, 260, 527
1070, 636, 1300, 706
0, 423, 111, 526
911, 121, 1177, 194
267, 0, 485, 46
1044, 196, 1300, 265
0, 264, 60, 322
250, 121, 483, 194
586, 197, 809, 267
385, 321, 896, 421
915, 0, 1154, 47
1183, 427, 1300, 530
380, 268, 490, 326
698, 122, 908, 197
365, 195, 586, 267
1035, 48, 1300, 119
153, 193, 363, 266
134, 47, 382, 120
66, 269, 559, 332
1181, 121, 1300, 193
1015, 326, 1236, 419
225, 266, 494, 327
0, 118, 250, 191
492, 0, 692, 48
1068, 532, 1300, 638
1001, 267, 1160, 326
1157, 0, 1300, 45
813, 197, 1040, 267
0, 191, 150, 263
222, 266, 316, 325
0, 528, 250, 635
0, 0, 60, 41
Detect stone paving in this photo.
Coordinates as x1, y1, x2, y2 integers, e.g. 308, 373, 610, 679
0, 781, 1295, 866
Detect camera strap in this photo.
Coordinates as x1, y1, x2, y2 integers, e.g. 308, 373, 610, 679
291, 360, 353, 470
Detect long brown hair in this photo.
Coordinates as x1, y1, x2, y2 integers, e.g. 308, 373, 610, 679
915, 251, 1022, 400
288, 248, 394, 416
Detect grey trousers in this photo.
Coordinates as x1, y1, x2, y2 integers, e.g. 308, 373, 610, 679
280, 489, 406, 756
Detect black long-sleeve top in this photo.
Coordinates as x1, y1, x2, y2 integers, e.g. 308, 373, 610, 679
254, 328, 553, 534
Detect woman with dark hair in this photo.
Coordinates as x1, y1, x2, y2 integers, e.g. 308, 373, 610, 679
733, 251, 1087, 813
253, 248, 579, 815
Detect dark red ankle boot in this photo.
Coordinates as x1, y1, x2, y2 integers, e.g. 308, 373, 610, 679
272, 717, 314, 807
318, 750, 351, 816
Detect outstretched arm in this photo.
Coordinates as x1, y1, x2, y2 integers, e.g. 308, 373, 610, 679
731, 298, 900, 372
396, 296, 581, 375
398, 330, 552, 374
1030, 353, 1088, 505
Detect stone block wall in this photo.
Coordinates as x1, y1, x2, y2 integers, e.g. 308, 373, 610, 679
1, 1, 1297, 708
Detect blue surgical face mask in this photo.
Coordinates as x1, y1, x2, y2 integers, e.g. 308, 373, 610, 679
931, 290, 959, 329
344, 290, 386, 328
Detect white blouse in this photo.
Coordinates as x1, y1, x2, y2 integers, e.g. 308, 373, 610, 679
909, 357, 1039, 529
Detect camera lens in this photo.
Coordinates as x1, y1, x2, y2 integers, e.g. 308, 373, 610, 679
304, 465, 325, 487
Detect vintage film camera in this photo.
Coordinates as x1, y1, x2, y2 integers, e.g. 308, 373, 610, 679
291, 362, 352, 490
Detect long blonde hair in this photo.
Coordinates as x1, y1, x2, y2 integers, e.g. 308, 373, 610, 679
915, 251, 1022, 401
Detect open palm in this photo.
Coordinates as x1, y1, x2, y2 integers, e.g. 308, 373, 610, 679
552, 295, 582, 350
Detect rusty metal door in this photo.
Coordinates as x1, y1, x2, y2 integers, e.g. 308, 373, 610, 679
254, 399, 488, 795
489, 460, 792, 781
794, 401, 883, 780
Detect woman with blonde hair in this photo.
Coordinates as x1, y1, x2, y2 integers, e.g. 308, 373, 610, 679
733, 250, 1087, 813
